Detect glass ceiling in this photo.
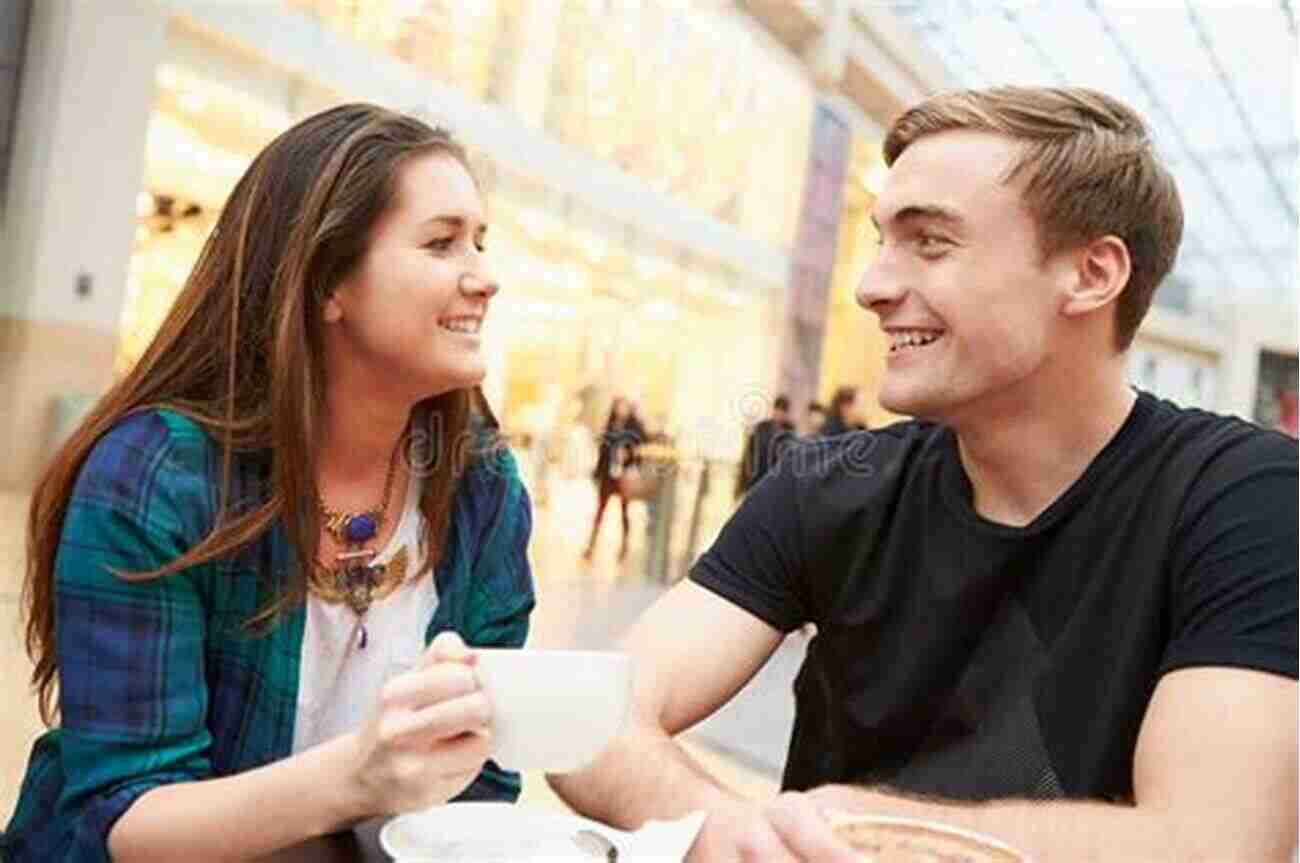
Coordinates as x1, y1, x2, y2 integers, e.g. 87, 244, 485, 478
884, 0, 1297, 323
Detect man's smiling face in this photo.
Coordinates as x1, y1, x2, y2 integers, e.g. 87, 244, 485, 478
858, 130, 1078, 423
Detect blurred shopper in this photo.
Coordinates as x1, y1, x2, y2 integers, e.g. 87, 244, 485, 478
819, 385, 868, 436
735, 395, 796, 499
551, 86, 1297, 863
1275, 388, 1298, 438
582, 396, 647, 562
801, 400, 828, 437
3, 105, 535, 862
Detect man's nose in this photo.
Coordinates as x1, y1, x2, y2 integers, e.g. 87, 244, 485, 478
855, 250, 906, 315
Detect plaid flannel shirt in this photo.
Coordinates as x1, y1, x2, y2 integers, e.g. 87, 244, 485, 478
3, 409, 535, 862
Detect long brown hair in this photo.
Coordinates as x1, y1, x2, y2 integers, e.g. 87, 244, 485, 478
23, 103, 487, 724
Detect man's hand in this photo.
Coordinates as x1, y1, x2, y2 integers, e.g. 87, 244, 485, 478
686, 793, 860, 863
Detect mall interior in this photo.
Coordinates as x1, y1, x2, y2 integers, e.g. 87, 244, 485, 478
0, 0, 1296, 816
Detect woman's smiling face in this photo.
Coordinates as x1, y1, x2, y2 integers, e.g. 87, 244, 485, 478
323, 150, 498, 399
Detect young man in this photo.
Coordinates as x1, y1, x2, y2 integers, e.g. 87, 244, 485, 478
550, 87, 1298, 862
736, 395, 796, 498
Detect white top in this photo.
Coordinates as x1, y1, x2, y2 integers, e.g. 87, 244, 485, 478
291, 474, 435, 754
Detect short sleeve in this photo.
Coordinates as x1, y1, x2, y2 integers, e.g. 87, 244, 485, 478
1159, 430, 1298, 679
49, 414, 214, 858
690, 452, 810, 633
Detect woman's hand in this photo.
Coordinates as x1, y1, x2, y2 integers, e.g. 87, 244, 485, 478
348, 631, 494, 816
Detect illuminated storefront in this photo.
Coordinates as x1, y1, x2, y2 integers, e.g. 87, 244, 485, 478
122, 17, 788, 448
817, 135, 900, 428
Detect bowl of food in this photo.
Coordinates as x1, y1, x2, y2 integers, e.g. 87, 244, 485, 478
829, 813, 1029, 862
473, 648, 633, 774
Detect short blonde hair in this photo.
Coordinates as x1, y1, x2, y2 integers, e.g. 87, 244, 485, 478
884, 86, 1183, 350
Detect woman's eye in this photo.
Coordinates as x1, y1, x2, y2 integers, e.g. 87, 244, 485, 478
425, 237, 455, 252
474, 237, 487, 253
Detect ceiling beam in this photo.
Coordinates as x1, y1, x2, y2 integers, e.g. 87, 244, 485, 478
1183, 0, 1297, 223
1086, 0, 1290, 296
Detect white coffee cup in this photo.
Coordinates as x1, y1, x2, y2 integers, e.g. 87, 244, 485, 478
472, 648, 634, 774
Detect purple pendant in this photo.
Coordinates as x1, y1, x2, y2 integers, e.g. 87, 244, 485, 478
344, 513, 378, 544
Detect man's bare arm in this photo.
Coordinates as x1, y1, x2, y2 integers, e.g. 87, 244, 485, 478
807, 667, 1297, 862
548, 580, 785, 828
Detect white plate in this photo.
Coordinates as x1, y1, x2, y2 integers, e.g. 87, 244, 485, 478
380, 802, 619, 862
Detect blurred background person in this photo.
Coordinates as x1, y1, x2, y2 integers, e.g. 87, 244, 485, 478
1275, 388, 1298, 438
582, 396, 646, 562
819, 385, 867, 436
735, 394, 795, 499
801, 401, 828, 438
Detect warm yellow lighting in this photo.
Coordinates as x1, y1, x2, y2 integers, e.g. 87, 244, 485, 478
579, 229, 608, 264
865, 162, 889, 196
641, 299, 679, 323
178, 91, 209, 113
543, 1, 812, 249
560, 263, 587, 294
516, 209, 543, 238
633, 254, 669, 281
156, 65, 180, 91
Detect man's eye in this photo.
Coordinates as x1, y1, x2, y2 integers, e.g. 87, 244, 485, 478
474, 237, 487, 253
916, 234, 950, 253
425, 237, 455, 252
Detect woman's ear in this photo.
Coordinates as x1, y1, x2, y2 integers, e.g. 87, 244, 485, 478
322, 292, 343, 324
1061, 234, 1131, 318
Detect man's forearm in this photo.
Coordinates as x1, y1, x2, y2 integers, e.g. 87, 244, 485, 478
808, 785, 1289, 863
549, 723, 738, 829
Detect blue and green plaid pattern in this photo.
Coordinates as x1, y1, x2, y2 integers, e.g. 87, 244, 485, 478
3, 409, 535, 862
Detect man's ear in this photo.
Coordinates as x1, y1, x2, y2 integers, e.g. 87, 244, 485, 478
1061, 234, 1131, 318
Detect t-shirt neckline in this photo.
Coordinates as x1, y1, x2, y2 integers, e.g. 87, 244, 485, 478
939, 389, 1156, 536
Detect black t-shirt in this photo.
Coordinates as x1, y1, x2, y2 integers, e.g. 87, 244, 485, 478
691, 391, 1298, 801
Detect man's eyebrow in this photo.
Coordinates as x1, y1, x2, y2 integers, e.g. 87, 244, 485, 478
869, 205, 965, 232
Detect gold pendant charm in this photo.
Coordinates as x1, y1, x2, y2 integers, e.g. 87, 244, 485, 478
333, 549, 378, 617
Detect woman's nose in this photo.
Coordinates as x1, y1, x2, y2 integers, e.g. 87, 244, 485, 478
458, 272, 499, 300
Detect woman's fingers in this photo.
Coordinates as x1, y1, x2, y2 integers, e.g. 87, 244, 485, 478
381, 661, 479, 712
383, 690, 494, 745
425, 631, 475, 666
430, 729, 495, 778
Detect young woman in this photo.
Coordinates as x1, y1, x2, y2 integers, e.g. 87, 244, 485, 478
3, 104, 534, 862
582, 397, 646, 562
